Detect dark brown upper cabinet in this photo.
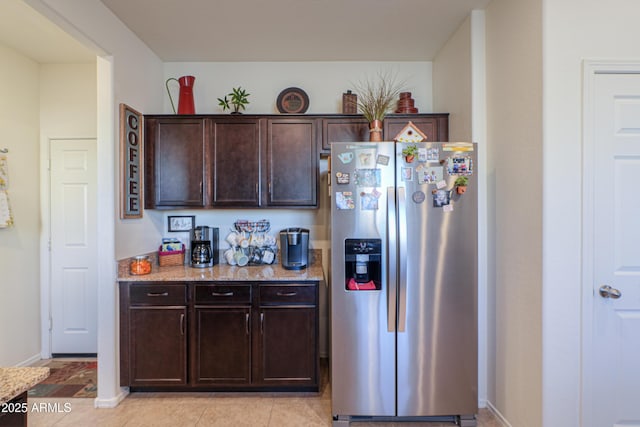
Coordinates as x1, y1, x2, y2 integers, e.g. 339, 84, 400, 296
209, 118, 262, 207
266, 119, 317, 207
144, 118, 207, 208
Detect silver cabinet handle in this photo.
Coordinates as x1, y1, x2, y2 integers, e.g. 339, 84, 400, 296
276, 291, 297, 297
387, 186, 397, 333
212, 291, 234, 297
260, 312, 264, 334
146, 292, 169, 297
180, 313, 185, 336
245, 313, 250, 335
599, 285, 622, 299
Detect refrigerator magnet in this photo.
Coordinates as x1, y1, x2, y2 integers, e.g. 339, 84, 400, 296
419, 166, 443, 184
336, 172, 350, 185
443, 204, 454, 212
433, 189, 451, 207
427, 147, 440, 162
376, 154, 390, 166
418, 148, 428, 162
360, 192, 379, 210
412, 190, 426, 204
336, 192, 355, 210
446, 156, 473, 176
354, 169, 381, 187
401, 167, 413, 181
337, 152, 354, 164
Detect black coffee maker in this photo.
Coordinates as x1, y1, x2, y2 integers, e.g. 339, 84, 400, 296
190, 226, 219, 268
279, 228, 309, 270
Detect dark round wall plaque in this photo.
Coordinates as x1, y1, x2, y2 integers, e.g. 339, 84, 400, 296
276, 87, 309, 114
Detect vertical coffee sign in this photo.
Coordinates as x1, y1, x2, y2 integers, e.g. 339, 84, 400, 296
120, 104, 143, 218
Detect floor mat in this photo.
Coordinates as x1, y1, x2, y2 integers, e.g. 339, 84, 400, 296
28, 360, 97, 398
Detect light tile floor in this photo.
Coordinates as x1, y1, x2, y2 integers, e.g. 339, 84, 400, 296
28, 391, 501, 427
27, 359, 502, 426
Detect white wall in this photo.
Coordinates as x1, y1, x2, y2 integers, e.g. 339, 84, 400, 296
40, 63, 97, 137
163, 62, 432, 115
433, 11, 489, 410
433, 16, 473, 142
33, 0, 164, 407
542, 1, 640, 425
0, 43, 42, 367
485, 0, 543, 426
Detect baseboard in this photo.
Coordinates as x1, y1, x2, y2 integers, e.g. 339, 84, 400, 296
16, 353, 43, 367
486, 400, 513, 427
94, 388, 129, 408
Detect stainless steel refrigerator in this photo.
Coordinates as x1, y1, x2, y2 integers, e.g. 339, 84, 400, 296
330, 141, 477, 427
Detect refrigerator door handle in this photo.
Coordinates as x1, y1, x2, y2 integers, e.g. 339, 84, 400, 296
387, 186, 397, 332
397, 186, 407, 332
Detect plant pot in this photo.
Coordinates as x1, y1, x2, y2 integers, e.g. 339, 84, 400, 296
404, 155, 415, 163
456, 185, 467, 195
369, 120, 383, 142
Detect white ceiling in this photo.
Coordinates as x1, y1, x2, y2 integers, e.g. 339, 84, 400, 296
0, 0, 95, 63
0, 0, 490, 63
99, 0, 490, 62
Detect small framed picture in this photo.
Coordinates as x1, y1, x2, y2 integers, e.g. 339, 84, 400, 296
168, 215, 195, 232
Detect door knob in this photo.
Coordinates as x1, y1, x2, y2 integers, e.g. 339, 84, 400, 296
599, 285, 622, 299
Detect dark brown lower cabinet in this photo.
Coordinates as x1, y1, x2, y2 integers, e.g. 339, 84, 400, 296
259, 307, 317, 386
193, 307, 252, 385
120, 281, 318, 391
129, 307, 187, 386
119, 283, 188, 387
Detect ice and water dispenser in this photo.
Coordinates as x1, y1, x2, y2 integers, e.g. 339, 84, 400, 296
344, 239, 382, 291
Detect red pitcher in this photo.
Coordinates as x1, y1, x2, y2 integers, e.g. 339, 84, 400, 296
166, 75, 195, 114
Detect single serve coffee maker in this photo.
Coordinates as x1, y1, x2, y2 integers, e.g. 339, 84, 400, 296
190, 226, 219, 268
279, 228, 309, 270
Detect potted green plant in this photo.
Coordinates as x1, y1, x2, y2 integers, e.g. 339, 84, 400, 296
351, 71, 405, 141
217, 87, 250, 114
402, 144, 418, 163
454, 176, 469, 194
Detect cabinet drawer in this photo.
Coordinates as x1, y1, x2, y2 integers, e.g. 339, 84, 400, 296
260, 284, 316, 305
195, 284, 251, 304
130, 284, 186, 305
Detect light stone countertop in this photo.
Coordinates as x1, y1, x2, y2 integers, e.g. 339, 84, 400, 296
0, 367, 49, 404
117, 249, 324, 283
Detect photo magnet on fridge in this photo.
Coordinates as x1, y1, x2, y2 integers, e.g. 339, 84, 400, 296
336, 192, 355, 210
433, 190, 451, 207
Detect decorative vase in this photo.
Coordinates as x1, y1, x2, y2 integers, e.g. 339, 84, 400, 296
166, 75, 196, 114
369, 119, 383, 142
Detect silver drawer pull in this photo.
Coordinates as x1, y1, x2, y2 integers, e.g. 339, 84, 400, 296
276, 291, 297, 297
212, 291, 234, 297
146, 292, 169, 297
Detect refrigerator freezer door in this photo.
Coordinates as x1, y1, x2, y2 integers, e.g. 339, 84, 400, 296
331, 142, 396, 417
395, 142, 478, 417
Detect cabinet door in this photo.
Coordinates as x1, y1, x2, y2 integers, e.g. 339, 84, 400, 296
144, 118, 206, 208
129, 306, 187, 386
266, 119, 317, 207
210, 119, 261, 206
321, 117, 369, 152
258, 307, 317, 387
193, 307, 251, 385
383, 114, 449, 142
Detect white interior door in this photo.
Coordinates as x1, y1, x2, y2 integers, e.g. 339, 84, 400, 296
50, 138, 98, 354
587, 71, 640, 426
